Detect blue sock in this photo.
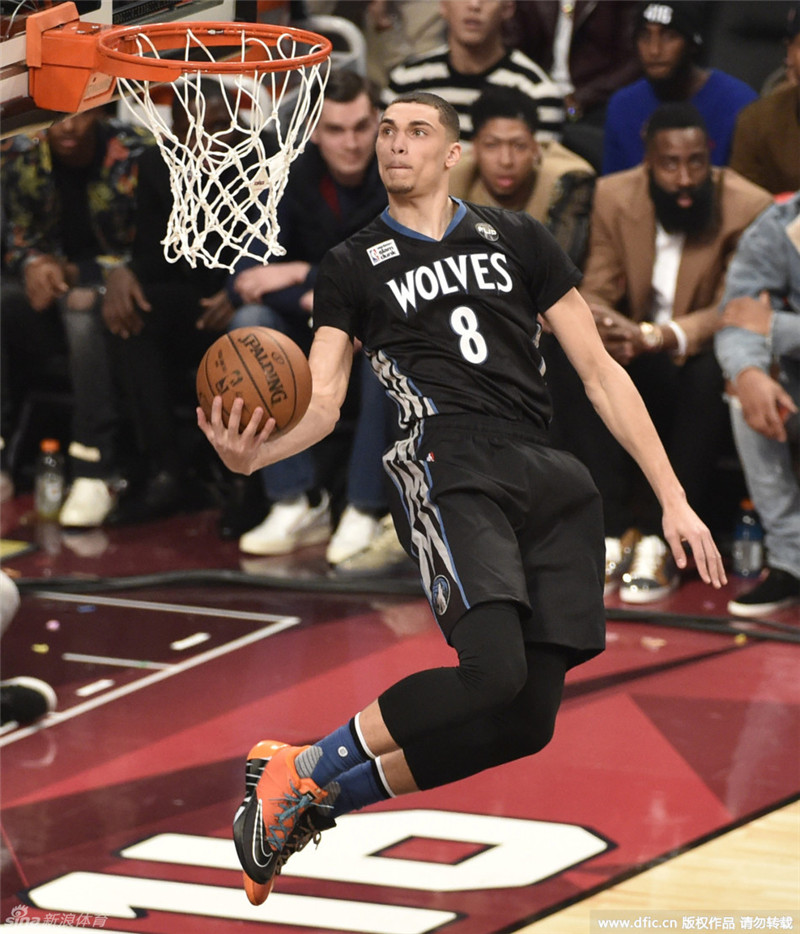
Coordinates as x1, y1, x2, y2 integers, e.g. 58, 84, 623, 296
327, 760, 392, 818
295, 717, 372, 788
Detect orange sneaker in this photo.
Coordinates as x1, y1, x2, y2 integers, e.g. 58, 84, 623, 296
243, 805, 337, 905
233, 742, 329, 905
233, 740, 287, 905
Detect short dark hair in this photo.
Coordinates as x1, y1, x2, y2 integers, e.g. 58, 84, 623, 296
644, 101, 708, 146
324, 69, 382, 109
470, 86, 539, 136
388, 91, 461, 142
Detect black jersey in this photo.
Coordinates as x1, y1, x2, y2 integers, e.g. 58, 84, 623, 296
313, 200, 581, 431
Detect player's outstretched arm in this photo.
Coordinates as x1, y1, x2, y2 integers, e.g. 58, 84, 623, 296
546, 288, 727, 589
197, 325, 354, 475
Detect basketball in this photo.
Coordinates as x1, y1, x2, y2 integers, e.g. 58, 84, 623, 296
196, 327, 312, 435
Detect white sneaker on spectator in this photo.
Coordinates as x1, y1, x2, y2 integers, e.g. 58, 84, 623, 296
333, 515, 409, 574
619, 535, 678, 604
59, 478, 114, 528
326, 505, 382, 565
239, 492, 331, 556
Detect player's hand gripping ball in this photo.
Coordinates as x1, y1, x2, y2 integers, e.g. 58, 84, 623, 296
196, 327, 312, 435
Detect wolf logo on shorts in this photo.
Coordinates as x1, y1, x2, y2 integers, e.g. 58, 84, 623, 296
432, 576, 451, 616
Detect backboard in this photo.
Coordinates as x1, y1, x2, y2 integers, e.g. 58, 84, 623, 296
0, 0, 288, 137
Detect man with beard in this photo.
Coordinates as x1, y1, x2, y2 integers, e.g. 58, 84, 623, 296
602, 1, 756, 175
1, 108, 151, 526
545, 103, 771, 603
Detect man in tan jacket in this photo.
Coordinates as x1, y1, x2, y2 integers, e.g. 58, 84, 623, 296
729, 6, 800, 197
547, 102, 771, 605
449, 86, 595, 266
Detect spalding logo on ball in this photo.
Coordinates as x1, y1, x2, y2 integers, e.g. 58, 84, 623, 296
197, 327, 312, 434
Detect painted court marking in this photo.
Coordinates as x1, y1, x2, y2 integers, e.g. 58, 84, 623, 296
62, 652, 172, 670
171, 632, 211, 651
29, 590, 293, 622
1, 593, 301, 748
75, 679, 116, 697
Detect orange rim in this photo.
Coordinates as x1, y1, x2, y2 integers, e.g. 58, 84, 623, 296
95, 21, 332, 82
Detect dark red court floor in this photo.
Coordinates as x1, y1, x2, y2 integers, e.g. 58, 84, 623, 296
1, 496, 798, 933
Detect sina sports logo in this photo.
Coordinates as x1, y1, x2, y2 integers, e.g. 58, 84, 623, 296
475, 222, 499, 242
431, 575, 451, 616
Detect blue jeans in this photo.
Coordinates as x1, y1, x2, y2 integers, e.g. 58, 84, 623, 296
230, 303, 392, 511
728, 364, 800, 578
1, 280, 119, 480
60, 288, 119, 478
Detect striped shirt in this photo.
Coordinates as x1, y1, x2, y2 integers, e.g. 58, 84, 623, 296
383, 45, 565, 142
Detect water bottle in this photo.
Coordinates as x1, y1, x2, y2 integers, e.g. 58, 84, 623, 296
34, 438, 65, 520
731, 499, 764, 578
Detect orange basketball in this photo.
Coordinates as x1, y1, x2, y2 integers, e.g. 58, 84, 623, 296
196, 327, 312, 434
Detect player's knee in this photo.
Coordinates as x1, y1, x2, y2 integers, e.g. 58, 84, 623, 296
505, 708, 558, 760
457, 647, 528, 710
452, 601, 528, 710
521, 713, 557, 755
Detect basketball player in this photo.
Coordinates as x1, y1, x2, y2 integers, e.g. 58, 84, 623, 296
198, 92, 726, 904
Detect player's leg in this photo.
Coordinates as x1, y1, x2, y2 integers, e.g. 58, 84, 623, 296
385, 641, 570, 791
271, 639, 569, 841
233, 600, 529, 897
235, 639, 567, 904
294, 639, 570, 818
287, 600, 529, 796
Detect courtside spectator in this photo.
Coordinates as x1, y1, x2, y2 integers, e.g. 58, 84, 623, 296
602, 1, 757, 175
384, 0, 564, 143
549, 104, 771, 602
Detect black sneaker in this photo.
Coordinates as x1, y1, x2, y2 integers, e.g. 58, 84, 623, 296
233, 741, 334, 906
0, 677, 57, 726
728, 568, 800, 618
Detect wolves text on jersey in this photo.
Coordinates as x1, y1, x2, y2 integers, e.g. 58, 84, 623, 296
384, 251, 514, 316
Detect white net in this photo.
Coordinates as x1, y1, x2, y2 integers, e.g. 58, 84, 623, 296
115, 26, 330, 271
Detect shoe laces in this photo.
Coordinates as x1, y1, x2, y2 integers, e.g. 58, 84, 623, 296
628, 536, 668, 579
270, 808, 330, 879
281, 816, 324, 859
263, 780, 318, 853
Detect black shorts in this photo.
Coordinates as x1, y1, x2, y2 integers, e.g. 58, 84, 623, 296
383, 414, 605, 666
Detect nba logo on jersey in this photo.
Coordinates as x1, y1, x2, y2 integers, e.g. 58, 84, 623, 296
367, 239, 400, 265
475, 222, 499, 242
431, 576, 451, 616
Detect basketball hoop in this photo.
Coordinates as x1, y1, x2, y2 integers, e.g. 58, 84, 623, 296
26, 4, 333, 270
